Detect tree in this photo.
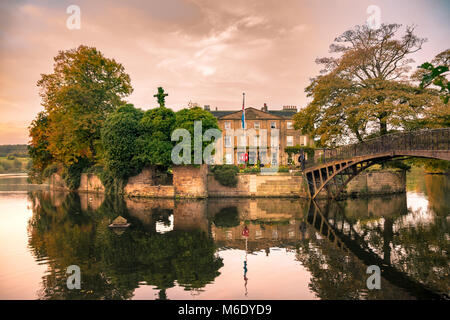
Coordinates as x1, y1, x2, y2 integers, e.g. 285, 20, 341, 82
28, 112, 53, 181
153, 87, 169, 108
135, 106, 176, 167
174, 107, 219, 163
294, 24, 444, 147
417, 49, 449, 104
35, 45, 132, 167
101, 104, 144, 180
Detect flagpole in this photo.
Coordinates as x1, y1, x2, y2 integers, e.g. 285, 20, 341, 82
242, 92, 246, 166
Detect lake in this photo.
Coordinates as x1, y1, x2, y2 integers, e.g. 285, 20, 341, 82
0, 170, 448, 300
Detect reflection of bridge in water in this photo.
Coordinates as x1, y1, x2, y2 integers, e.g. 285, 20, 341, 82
306, 200, 448, 300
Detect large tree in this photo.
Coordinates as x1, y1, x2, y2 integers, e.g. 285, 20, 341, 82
101, 104, 144, 180
134, 106, 177, 167
294, 24, 445, 147
31, 45, 133, 168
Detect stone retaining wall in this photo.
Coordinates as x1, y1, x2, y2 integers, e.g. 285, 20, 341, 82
49, 167, 406, 199
207, 173, 308, 197
345, 170, 406, 197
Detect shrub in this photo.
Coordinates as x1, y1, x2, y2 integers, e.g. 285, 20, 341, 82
211, 165, 239, 187
7, 155, 15, 160
278, 165, 290, 173
242, 165, 260, 174
61, 158, 91, 190
42, 163, 59, 179
284, 145, 315, 161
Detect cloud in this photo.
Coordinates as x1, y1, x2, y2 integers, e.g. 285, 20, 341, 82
0, 0, 448, 143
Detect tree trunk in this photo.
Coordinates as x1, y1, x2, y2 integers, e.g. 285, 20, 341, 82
379, 117, 388, 136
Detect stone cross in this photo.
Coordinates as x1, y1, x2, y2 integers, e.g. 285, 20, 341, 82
154, 87, 168, 107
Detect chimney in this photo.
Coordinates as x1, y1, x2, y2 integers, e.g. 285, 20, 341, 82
261, 103, 268, 112
204, 105, 210, 111
282, 105, 297, 112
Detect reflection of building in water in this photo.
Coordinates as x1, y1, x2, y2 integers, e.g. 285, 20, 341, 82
211, 220, 310, 252
125, 198, 209, 234
208, 198, 308, 220
207, 198, 310, 252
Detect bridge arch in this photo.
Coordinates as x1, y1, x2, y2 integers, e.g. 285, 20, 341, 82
304, 128, 450, 199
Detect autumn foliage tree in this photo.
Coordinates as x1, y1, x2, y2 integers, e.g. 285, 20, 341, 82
294, 24, 446, 147
29, 45, 133, 179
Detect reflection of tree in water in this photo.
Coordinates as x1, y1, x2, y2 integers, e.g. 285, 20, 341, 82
213, 207, 240, 228
340, 202, 449, 295
297, 194, 449, 299
425, 174, 450, 216
295, 231, 411, 300
27, 192, 223, 300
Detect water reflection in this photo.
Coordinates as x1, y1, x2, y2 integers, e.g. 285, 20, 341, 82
23, 174, 449, 299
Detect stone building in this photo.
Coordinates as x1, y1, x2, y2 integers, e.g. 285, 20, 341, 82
206, 104, 310, 166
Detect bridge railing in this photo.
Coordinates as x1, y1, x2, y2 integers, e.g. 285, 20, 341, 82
307, 128, 450, 166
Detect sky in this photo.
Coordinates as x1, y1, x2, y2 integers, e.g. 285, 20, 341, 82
0, 0, 449, 144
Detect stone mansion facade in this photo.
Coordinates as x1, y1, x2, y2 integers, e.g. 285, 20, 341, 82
206, 104, 310, 166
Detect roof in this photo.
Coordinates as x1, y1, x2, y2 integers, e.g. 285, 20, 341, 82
209, 107, 296, 120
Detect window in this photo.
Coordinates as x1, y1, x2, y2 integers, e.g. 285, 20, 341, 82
225, 153, 233, 164
239, 135, 246, 147
300, 136, 306, 146
271, 152, 278, 165
254, 122, 260, 129
259, 151, 267, 164
249, 151, 257, 164
271, 121, 276, 129
237, 152, 246, 164
287, 121, 293, 129
253, 136, 259, 147
225, 136, 232, 147
287, 136, 294, 146
224, 122, 231, 130
271, 136, 278, 147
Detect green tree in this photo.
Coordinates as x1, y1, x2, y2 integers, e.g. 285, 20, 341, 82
135, 106, 176, 167
101, 104, 144, 180
35, 45, 132, 167
153, 87, 169, 108
294, 24, 443, 147
417, 49, 449, 104
28, 112, 53, 180
174, 107, 219, 163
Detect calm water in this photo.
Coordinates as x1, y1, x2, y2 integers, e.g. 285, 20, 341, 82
0, 171, 448, 300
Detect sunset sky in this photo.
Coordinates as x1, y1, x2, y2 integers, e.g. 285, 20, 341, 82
0, 0, 449, 144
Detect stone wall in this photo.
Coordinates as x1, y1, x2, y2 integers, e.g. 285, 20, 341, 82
49, 173, 67, 190
78, 173, 105, 193
172, 165, 208, 198
125, 167, 176, 197
208, 173, 307, 197
345, 170, 406, 197
49, 167, 405, 199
